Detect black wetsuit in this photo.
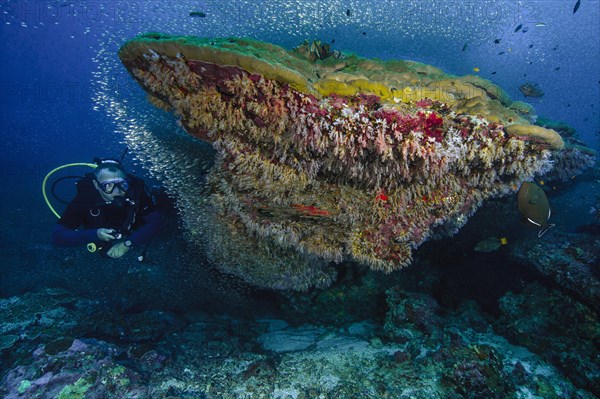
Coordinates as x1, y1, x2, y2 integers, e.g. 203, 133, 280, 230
52, 173, 162, 248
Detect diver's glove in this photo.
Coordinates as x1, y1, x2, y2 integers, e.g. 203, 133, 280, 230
106, 241, 130, 259
97, 228, 118, 242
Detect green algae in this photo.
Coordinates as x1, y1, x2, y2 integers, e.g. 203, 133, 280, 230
107, 365, 131, 387
57, 377, 93, 399
17, 380, 31, 394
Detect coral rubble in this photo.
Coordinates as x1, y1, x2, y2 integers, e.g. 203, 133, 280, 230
119, 34, 591, 290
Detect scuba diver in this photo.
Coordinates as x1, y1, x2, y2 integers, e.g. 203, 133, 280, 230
51, 158, 162, 259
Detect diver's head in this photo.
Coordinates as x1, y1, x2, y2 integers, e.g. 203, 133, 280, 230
92, 159, 129, 202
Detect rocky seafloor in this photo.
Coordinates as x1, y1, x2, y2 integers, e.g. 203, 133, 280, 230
1, 272, 598, 399
1, 164, 599, 399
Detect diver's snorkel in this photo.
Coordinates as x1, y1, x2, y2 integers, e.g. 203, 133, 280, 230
119, 147, 128, 163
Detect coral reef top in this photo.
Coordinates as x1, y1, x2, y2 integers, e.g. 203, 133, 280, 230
118, 34, 578, 289
121, 33, 541, 128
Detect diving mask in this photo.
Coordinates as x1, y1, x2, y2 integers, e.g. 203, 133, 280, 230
97, 179, 129, 194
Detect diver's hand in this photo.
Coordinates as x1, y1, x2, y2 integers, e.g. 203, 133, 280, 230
97, 228, 117, 242
106, 241, 130, 259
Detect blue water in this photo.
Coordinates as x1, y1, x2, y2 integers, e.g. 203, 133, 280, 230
1, 2, 600, 397
1, 0, 599, 294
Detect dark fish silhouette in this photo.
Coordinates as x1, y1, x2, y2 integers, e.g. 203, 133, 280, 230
573, 0, 581, 14
189, 11, 206, 18
346, 9, 352, 16
528, 44, 534, 49
491, 71, 497, 75
494, 38, 501, 44
522, 27, 529, 33
519, 82, 544, 98
462, 43, 468, 52
518, 182, 554, 237
514, 24, 523, 32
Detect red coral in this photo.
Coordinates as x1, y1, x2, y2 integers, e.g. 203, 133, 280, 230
358, 94, 381, 109
376, 191, 389, 201
397, 113, 422, 134
291, 203, 331, 217
419, 111, 444, 142
374, 109, 421, 135
188, 60, 244, 86
415, 98, 433, 108
373, 108, 401, 125
248, 73, 262, 83
329, 94, 348, 109
306, 104, 328, 116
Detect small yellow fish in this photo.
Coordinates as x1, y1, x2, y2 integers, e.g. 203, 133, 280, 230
474, 237, 508, 252
538, 180, 545, 185
473, 67, 480, 72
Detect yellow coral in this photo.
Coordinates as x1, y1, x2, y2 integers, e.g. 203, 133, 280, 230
315, 80, 358, 97
505, 124, 565, 150
509, 101, 536, 116
454, 97, 528, 124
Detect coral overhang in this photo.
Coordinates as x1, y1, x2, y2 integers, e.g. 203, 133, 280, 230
119, 34, 573, 289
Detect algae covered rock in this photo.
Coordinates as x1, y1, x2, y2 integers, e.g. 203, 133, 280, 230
495, 283, 600, 395
119, 34, 587, 290
0, 334, 19, 351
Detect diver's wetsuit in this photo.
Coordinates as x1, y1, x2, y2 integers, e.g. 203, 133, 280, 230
52, 173, 161, 247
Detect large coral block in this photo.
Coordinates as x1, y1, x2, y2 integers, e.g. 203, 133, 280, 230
119, 34, 566, 289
